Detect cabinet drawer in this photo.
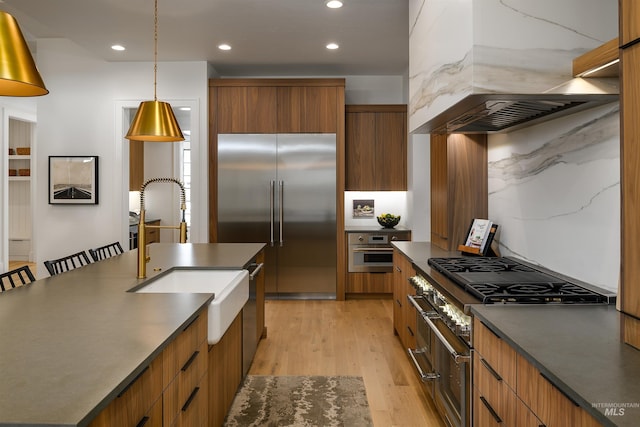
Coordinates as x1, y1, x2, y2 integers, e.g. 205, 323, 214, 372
174, 373, 209, 427
89, 357, 162, 427
517, 353, 580, 426
473, 317, 516, 387
164, 339, 208, 425
473, 352, 516, 426
163, 311, 208, 385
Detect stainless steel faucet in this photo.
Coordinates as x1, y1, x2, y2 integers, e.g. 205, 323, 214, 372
137, 177, 188, 278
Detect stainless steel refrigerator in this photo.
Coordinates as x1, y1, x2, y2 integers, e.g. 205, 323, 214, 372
217, 134, 337, 298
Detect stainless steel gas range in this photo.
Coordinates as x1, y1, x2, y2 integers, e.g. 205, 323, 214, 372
405, 255, 615, 427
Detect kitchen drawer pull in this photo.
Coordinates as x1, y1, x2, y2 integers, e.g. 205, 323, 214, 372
249, 262, 264, 280
407, 325, 414, 337
182, 387, 200, 412
539, 372, 580, 406
396, 265, 401, 272
135, 416, 150, 427
480, 357, 502, 381
407, 348, 440, 381
181, 350, 200, 372
480, 320, 502, 339
396, 298, 402, 307
479, 396, 503, 424
117, 366, 148, 398
183, 314, 200, 332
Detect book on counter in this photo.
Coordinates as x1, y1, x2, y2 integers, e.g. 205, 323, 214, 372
459, 218, 498, 256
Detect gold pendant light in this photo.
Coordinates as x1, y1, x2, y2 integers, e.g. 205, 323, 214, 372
0, 11, 48, 96
125, 0, 184, 142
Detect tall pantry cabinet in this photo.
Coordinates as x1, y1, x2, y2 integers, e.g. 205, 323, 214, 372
620, 0, 640, 349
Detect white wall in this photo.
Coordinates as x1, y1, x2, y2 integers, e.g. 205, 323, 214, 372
32, 38, 208, 277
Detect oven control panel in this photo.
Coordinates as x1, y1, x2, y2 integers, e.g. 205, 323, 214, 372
410, 275, 471, 336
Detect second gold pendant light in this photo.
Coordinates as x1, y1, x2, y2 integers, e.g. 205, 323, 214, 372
125, 0, 184, 142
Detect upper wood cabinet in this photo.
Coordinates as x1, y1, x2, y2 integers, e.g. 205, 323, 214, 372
210, 79, 343, 134
214, 85, 277, 133
621, 0, 640, 46
277, 86, 338, 132
430, 133, 487, 251
345, 105, 407, 191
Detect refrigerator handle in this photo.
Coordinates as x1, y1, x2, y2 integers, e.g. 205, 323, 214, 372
270, 180, 275, 247
279, 180, 284, 247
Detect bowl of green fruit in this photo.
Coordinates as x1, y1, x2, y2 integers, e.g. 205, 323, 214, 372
377, 213, 401, 228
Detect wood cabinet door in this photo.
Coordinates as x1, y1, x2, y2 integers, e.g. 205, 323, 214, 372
277, 86, 337, 133
375, 111, 407, 191
345, 111, 376, 190
129, 140, 144, 191
216, 86, 277, 133
621, 43, 640, 321
621, 0, 640, 46
430, 133, 449, 249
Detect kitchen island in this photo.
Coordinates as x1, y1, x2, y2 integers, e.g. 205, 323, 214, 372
0, 243, 264, 427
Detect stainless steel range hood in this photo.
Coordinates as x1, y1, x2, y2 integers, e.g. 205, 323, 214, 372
416, 77, 619, 134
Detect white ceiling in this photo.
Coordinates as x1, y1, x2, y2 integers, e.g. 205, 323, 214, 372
1, 0, 409, 76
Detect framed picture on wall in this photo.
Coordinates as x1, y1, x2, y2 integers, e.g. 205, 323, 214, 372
48, 156, 99, 205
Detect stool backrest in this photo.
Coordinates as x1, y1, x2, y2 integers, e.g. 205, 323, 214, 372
89, 242, 124, 262
0, 266, 36, 292
44, 251, 92, 276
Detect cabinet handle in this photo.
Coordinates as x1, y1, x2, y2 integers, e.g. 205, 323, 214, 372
117, 366, 148, 398
407, 325, 414, 337
479, 396, 503, 424
183, 314, 200, 332
396, 266, 401, 272
182, 387, 200, 412
135, 416, 150, 427
181, 350, 200, 372
480, 320, 502, 339
396, 298, 402, 307
539, 372, 580, 406
480, 357, 502, 382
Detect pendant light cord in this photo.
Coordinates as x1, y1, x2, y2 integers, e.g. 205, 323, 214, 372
153, 0, 158, 101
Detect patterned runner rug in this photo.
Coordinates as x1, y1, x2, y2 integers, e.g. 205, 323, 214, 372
223, 375, 374, 427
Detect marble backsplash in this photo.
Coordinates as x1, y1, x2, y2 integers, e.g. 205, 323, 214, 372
488, 102, 620, 292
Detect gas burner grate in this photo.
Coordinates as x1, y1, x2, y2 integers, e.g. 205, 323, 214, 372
427, 256, 610, 304
466, 282, 609, 304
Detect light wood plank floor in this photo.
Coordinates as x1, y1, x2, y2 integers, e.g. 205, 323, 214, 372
250, 299, 445, 427
8, 261, 37, 275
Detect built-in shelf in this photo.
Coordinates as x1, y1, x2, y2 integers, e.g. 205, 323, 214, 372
9, 177, 31, 182
573, 37, 619, 77
9, 155, 31, 160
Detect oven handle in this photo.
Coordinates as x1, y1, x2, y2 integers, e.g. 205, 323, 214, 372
407, 348, 440, 382
408, 295, 471, 365
351, 247, 393, 252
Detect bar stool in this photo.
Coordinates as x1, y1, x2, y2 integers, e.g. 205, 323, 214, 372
88, 242, 124, 262
43, 251, 92, 276
0, 265, 36, 292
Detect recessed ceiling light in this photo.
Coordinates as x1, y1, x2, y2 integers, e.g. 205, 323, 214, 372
326, 43, 339, 50
218, 44, 232, 51
325, 0, 343, 8
111, 45, 126, 51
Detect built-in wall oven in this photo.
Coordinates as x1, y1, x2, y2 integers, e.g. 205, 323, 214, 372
348, 231, 410, 273
408, 275, 472, 427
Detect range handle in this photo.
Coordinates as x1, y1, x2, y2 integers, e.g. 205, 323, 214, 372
407, 295, 471, 365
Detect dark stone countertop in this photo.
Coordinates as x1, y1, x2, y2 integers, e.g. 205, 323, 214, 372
391, 241, 640, 427
0, 243, 265, 427
471, 304, 640, 427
